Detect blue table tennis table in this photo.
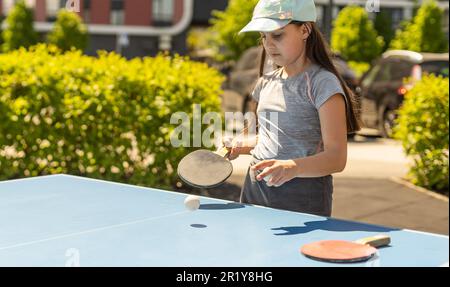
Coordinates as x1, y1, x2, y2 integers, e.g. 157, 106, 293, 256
0, 174, 448, 267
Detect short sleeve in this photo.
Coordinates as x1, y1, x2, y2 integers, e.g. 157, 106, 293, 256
251, 77, 264, 102
311, 71, 345, 110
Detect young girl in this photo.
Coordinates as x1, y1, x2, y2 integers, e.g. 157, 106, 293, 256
225, 0, 360, 217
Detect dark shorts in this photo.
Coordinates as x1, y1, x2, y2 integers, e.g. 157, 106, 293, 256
240, 156, 333, 217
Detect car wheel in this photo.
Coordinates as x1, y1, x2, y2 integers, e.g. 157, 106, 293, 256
379, 108, 397, 138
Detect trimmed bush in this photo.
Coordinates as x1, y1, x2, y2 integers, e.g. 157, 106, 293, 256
390, 0, 448, 53
374, 10, 395, 51
47, 10, 88, 52
1, 0, 38, 52
331, 6, 384, 63
394, 75, 449, 192
0, 45, 224, 189
209, 0, 259, 62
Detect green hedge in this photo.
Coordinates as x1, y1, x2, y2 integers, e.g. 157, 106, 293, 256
394, 75, 449, 192
0, 45, 224, 188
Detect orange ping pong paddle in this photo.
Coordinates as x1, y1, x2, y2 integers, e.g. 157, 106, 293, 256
300, 234, 391, 263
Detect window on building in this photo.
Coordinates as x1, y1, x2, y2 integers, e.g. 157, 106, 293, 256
83, 0, 90, 23
25, 0, 36, 8
153, 0, 174, 26
46, 0, 65, 22
443, 8, 449, 36
390, 8, 403, 30
111, 0, 124, 25
2, 0, 16, 15
2, 0, 35, 15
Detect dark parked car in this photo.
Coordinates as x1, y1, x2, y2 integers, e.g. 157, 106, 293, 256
356, 50, 449, 138
223, 47, 359, 114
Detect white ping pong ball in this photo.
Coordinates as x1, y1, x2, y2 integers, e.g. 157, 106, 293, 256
184, 195, 200, 211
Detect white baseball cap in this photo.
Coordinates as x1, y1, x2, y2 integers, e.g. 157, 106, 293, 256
239, 0, 317, 34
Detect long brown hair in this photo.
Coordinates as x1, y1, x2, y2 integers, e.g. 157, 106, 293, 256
259, 21, 361, 134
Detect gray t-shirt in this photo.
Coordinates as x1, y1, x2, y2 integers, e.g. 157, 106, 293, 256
250, 63, 344, 160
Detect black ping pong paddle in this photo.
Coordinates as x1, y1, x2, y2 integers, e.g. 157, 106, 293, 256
177, 117, 259, 189
177, 147, 232, 188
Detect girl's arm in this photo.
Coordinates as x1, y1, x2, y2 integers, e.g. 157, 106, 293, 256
293, 93, 348, 177
253, 94, 347, 185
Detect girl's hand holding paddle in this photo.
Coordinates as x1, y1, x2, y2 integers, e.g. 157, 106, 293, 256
222, 136, 257, 160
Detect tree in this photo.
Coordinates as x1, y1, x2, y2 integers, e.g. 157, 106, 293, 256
47, 10, 88, 52
1, 0, 38, 52
390, 0, 448, 53
0, 16, 4, 47
209, 0, 259, 62
331, 6, 384, 63
374, 10, 394, 52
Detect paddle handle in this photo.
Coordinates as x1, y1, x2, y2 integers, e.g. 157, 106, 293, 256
218, 117, 259, 156
215, 146, 231, 158
354, 234, 391, 248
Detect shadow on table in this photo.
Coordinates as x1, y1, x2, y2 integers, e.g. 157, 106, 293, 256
272, 218, 400, 236
177, 181, 242, 202
199, 203, 245, 210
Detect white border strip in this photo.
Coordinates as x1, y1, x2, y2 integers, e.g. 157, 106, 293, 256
0, 174, 237, 205
403, 229, 449, 239
0, 174, 65, 185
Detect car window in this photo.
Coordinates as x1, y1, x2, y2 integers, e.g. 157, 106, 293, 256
361, 63, 381, 88
390, 60, 414, 80
421, 61, 449, 77
375, 62, 391, 81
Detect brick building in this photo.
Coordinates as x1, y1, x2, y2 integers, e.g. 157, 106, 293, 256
0, 0, 448, 58
0, 0, 228, 58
